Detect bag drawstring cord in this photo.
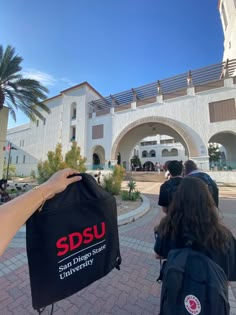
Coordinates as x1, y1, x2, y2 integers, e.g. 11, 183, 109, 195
37, 303, 54, 315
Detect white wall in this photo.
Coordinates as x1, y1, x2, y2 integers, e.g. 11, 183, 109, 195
219, 0, 236, 61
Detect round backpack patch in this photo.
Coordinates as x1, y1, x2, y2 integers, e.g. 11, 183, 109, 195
184, 295, 201, 315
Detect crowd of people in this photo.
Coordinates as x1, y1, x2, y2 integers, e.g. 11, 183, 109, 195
0, 160, 235, 313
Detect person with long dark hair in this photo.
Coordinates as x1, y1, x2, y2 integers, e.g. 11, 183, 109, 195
154, 176, 236, 280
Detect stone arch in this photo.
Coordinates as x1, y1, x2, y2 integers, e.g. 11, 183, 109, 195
111, 116, 206, 161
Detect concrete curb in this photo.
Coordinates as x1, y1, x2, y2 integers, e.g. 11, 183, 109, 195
118, 194, 150, 226
19, 194, 150, 232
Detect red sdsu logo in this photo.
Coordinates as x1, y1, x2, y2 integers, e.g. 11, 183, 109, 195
184, 295, 201, 315
56, 222, 106, 256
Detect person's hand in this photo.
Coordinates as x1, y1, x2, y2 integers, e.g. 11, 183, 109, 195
40, 168, 82, 200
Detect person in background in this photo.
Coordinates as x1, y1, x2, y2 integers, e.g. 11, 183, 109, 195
154, 176, 236, 281
163, 161, 171, 179
0, 168, 82, 256
184, 159, 219, 207
94, 168, 102, 185
158, 160, 183, 214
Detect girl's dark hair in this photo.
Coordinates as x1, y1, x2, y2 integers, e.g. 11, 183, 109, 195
158, 177, 230, 251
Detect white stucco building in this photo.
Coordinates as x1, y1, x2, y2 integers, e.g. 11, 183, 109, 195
219, 0, 236, 62
132, 135, 187, 171
2, 0, 236, 177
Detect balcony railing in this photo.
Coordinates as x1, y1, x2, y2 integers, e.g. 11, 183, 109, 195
89, 59, 236, 111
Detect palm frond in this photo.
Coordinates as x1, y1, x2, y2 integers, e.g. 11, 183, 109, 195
0, 44, 50, 121
0, 45, 22, 81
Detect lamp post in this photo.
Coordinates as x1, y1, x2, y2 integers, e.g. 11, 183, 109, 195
5, 142, 17, 189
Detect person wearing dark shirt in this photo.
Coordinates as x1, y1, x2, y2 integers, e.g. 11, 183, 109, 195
184, 159, 219, 207
158, 160, 183, 214
154, 177, 236, 281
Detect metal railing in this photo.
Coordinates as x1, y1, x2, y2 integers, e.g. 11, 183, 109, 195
89, 59, 236, 111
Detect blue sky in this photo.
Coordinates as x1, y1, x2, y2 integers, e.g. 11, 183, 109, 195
2, 0, 223, 128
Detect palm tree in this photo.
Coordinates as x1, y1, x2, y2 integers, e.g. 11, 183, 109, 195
0, 44, 50, 121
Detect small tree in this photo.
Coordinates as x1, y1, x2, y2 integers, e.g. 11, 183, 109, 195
131, 155, 141, 167
37, 143, 67, 183
3, 160, 16, 179
208, 143, 221, 164
127, 179, 136, 197
37, 142, 86, 183
102, 165, 125, 195
65, 141, 86, 172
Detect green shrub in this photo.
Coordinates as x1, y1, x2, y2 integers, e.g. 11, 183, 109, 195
102, 165, 125, 195
121, 190, 129, 200
130, 190, 140, 201
30, 170, 36, 179
121, 189, 140, 201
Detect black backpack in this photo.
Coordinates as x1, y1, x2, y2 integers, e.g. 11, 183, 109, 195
159, 248, 229, 315
190, 172, 219, 207
26, 173, 121, 312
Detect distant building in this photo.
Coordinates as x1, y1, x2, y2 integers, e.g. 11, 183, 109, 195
219, 0, 236, 62
133, 135, 187, 170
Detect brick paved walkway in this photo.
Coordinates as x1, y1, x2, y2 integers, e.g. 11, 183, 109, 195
0, 183, 236, 314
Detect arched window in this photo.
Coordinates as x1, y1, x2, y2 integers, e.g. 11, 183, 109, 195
170, 148, 178, 156
142, 150, 148, 158
162, 149, 169, 157
150, 150, 156, 157
71, 102, 77, 119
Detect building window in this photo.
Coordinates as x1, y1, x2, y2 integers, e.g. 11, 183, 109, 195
36, 120, 39, 127
162, 149, 169, 157
170, 148, 178, 156
71, 102, 77, 120
150, 150, 156, 157
221, 3, 228, 29
23, 155, 26, 164
142, 150, 148, 158
72, 108, 76, 119
70, 127, 76, 141
43, 118, 46, 125
16, 156, 18, 164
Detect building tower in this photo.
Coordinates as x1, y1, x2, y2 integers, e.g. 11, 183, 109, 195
219, 0, 236, 61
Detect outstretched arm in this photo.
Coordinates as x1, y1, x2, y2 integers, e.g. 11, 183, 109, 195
0, 168, 82, 256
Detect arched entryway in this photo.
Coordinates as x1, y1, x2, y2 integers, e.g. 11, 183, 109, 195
209, 131, 236, 170
92, 145, 105, 170
93, 153, 100, 168
143, 161, 155, 171
111, 116, 208, 170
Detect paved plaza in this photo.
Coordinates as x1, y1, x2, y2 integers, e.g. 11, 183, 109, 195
0, 182, 236, 314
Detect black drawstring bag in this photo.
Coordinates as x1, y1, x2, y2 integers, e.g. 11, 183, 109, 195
26, 173, 122, 311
